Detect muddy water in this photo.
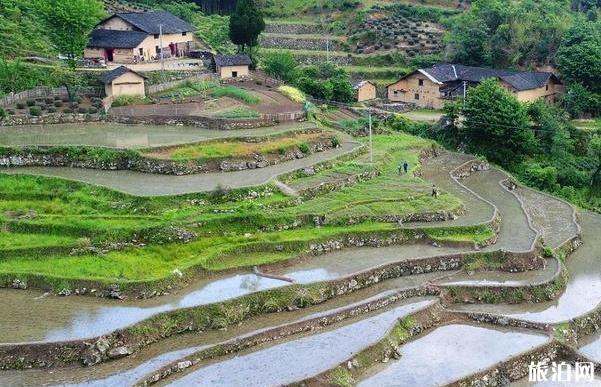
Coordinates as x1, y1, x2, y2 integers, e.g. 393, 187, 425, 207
408, 152, 495, 227
452, 212, 601, 323
513, 186, 579, 249
0, 122, 313, 149
0, 274, 443, 386
358, 324, 549, 387
274, 242, 471, 282
436, 257, 558, 287
462, 169, 537, 251
0, 141, 360, 196
162, 298, 436, 387
0, 273, 288, 343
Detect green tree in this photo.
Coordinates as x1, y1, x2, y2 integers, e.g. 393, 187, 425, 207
556, 21, 601, 92
261, 51, 298, 81
462, 79, 536, 166
228, 0, 265, 52
37, 0, 104, 69
590, 135, 601, 196
442, 100, 462, 145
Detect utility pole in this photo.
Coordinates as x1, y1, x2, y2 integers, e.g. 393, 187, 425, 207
368, 107, 373, 163
159, 24, 165, 81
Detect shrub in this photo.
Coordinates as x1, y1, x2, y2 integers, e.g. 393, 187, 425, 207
70, 102, 79, 109
16, 102, 25, 109
62, 97, 69, 102
77, 107, 88, 114
26, 99, 35, 106
278, 85, 306, 104
7, 110, 15, 115
88, 107, 98, 114
0, 107, 6, 119
298, 142, 310, 154
112, 95, 151, 107
29, 106, 42, 116
47, 107, 57, 113
54, 95, 62, 100
63, 108, 73, 114
45, 98, 54, 104
54, 101, 63, 107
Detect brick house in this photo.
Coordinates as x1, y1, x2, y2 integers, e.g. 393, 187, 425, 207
85, 11, 195, 64
387, 64, 564, 109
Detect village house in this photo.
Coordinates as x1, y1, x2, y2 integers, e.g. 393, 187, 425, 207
213, 54, 252, 79
387, 64, 563, 109
353, 80, 377, 102
85, 11, 195, 64
102, 66, 147, 99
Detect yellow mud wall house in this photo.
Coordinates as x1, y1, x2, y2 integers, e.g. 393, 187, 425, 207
214, 54, 252, 79
353, 80, 377, 102
102, 66, 147, 99
85, 11, 195, 64
386, 64, 563, 109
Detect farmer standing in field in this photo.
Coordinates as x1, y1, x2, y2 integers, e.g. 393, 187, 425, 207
403, 161, 409, 173
432, 185, 439, 197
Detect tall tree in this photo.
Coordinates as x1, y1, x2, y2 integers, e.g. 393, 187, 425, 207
556, 20, 601, 93
38, 0, 104, 69
462, 79, 536, 166
589, 135, 601, 196
228, 0, 265, 52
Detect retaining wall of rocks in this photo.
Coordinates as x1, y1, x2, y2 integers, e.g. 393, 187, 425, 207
259, 36, 346, 52
0, 138, 335, 175
264, 23, 322, 34
0, 113, 103, 126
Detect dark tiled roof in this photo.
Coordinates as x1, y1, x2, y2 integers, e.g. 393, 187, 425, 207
398, 63, 558, 91
101, 66, 147, 84
214, 54, 252, 67
112, 11, 194, 34
89, 29, 147, 49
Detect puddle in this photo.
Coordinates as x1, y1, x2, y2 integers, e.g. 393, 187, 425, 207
452, 212, 601, 323
0, 122, 312, 149
0, 142, 359, 196
163, 298, 436, 386
358, 324, 549, 387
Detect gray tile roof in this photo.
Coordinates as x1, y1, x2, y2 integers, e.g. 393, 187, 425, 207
89, 29, 148, 49
352, 80, 374, 89
101, 66, 147, 84
104, 11, 195, 34
214, 54, 252, 67
398, 63, 558, 91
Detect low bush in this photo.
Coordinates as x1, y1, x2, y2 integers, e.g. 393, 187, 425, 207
54, 101, 63, 107
45, 98, 54, 104
29, 106, 42, 116
77, 107, 88, 114
112, 95, 152, 107
298, 142, 310, 154
88, 107, 98, 114
278, 86, 306, 104
0, 107, 6, 119
16, 102, 25, 109
26, 99, 35, 107
47, 107, 57, 113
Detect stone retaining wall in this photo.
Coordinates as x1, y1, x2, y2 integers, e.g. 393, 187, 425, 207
287, 52, 353, 66
0, 113, 103, 126
0, 138, 334, 175
259, 36, 346, 52
264, 23, 322, 34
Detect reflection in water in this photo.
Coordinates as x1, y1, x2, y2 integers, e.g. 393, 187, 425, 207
359, 324, 549, 387
37, 274, 287, 342
167, 299, 436, 387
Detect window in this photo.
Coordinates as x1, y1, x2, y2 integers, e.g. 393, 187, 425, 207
154, 34, 159, 39
155, 45, 160, 53
545, 84, 549, 91
414, 93, 420, 100
418, 79, 424, 86
232, 71, 238, 78
393, 90, 399, 95
139, 48, 144, 56
182, 32, 187, 36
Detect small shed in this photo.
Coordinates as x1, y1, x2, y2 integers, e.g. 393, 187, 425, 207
353, 80, 377, 102
102, 66, 147, 99
214, 54, 252, 79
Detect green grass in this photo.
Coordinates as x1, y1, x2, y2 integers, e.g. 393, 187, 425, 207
213, 106, 261, 119
153, 132, 329, 161
0, 129, 473, 287
210, 86, 260, 104
0, 232, 79, 249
